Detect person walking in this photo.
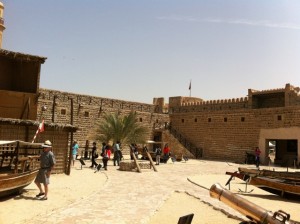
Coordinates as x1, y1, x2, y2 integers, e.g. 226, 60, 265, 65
72, 140, 79, 166
101, 142, 106, 156
102, 145, 109, 170
255, 147, 261, 168
113, 141, 121, 166
90, 142, 98, 169
163, 143, 170, 163
106, 145, 111, 159
35, 140, 56, 200
155, 146, 162, 165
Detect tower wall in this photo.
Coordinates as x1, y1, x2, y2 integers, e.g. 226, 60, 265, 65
0, 2, 5, 48
169, 84, 300, 164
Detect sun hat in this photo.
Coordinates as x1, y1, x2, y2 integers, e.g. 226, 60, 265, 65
42, 140, 52, 148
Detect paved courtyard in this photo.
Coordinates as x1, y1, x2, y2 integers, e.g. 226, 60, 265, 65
19, 158, 300, 224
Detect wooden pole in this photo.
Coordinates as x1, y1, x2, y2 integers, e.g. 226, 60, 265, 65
66, 98, 74, 175
132, 153, 141, 173
146, 151, 157, 172
52, 96, 57, 122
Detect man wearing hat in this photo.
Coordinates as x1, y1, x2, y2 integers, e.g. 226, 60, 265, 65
35, 140, 56, 200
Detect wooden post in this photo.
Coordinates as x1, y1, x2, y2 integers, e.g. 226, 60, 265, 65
132, 153, 141, 173
52, 96, 57, 122
14, 141, 20, 174
66, 98, 74, 175
146, 151, 157, 172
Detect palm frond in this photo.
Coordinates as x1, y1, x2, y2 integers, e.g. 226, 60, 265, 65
96, 111, 149, 145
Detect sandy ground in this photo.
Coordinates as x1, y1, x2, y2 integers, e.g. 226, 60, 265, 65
148, 192, 241, 224
0, 163, 108, 224
1, 158, 300, 224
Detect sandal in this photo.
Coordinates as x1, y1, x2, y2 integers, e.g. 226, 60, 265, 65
36, 192, 45, 197
40, 196, 48, 200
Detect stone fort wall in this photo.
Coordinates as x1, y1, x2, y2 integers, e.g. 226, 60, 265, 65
37, 88, 170, 152
170, 107, 300, 162
36, 84, 300, 164
169, 84, 300, 164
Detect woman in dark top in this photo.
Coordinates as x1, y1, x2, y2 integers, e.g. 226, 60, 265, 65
90, 142, 98, 168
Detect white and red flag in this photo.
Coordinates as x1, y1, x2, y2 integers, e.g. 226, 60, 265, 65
32, 120, 44, 143
38, 120, 45, 133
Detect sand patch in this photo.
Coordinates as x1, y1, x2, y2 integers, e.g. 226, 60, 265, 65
148, 191, 242, 224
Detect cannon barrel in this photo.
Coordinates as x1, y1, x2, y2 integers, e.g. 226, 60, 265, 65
210, 183, 298, 224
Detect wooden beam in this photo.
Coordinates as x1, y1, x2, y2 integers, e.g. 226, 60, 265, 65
132, 153, 141, 173
146, 151, 157, 172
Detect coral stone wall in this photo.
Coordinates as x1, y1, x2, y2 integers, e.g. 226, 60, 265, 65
170, 106, 300, 164
169, 84, 300, 164
37, 89, 170, 153
35, 84, 300, 165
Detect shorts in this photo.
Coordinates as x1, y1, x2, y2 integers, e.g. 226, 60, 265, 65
35, 169, 50, 185
72, 154, 77, 161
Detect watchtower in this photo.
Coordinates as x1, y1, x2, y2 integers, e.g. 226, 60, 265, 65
0, 1, 5, 48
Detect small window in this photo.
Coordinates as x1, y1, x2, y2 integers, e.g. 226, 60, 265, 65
181, 119, 184, 123
277, 115, 282, 121
241, 117, 245, 122
61, 109, 66, 115
84, 111, 89, 117
139, 118, 143, 122
208, 118, 211, 122
224, 117, 227, 122
194, 118, 197, 122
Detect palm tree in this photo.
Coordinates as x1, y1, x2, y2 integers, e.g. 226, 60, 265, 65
96, 111, 149, 145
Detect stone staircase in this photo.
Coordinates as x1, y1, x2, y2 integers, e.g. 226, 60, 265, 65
167, 125, 203, 159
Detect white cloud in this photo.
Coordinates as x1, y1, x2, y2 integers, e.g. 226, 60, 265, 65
157, 16, 300, 30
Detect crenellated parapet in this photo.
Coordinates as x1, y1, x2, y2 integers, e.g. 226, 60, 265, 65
248, 83, 300, 108
169, 83, 300, 113
182, 97, 248, 106
170, 95, 249, 113
249, 87, 285, 94
39, 88, 156, 113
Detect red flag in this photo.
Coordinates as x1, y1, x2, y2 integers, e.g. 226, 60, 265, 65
38, 120, 44, 133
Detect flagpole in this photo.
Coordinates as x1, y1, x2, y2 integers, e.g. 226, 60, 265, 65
189, 80, 191, 97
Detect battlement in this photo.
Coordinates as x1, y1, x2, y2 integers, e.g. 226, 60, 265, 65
250, 87, 285, 94
182, 97, 248, 106
39, 88, 156, 113
169, 83, 300, 113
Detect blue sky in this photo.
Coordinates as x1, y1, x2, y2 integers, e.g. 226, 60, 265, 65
2, 1, 300, 104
